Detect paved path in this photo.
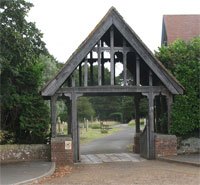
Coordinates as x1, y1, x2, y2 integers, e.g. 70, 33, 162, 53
0, 161, 55, 185
159, 153, 200, 166
80, 153, 146, 164
38, 160, 200, 185
80, 124, 134, 155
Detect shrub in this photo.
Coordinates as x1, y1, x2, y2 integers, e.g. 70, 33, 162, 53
101, 129, 108, 134
155, 37, 200, 137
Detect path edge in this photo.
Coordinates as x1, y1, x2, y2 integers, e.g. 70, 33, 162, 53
14, 162, 56, 185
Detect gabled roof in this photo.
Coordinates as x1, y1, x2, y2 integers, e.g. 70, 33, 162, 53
162, 15, 200, 44
41, 7, 184, 97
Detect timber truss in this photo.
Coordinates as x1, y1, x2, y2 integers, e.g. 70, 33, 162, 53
41, 7, 184, 162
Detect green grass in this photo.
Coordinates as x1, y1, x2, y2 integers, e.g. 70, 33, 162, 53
128, 123, 135, 127
80, 127, 122, 144
128, 121, 144, 127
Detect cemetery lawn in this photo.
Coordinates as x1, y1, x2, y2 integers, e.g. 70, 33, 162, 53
80, 127, 122, 144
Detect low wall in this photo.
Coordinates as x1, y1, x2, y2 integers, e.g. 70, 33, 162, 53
0, 144, 50, 163
155, 134, 177, 158
178, 137, 200, 154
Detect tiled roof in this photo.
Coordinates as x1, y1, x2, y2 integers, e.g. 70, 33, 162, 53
163, 15, 200, 44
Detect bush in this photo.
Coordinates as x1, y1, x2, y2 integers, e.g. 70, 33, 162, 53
155, 37, 200, 137
101, 129, 108, 134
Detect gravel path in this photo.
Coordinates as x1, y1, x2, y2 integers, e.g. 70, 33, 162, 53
38, 160, 200, 185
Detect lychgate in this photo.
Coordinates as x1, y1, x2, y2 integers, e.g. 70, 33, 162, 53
41, 7, 184, 163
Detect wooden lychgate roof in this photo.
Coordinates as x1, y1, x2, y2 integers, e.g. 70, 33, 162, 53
41, 7, 184, 97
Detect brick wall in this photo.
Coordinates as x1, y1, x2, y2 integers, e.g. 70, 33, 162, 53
51, 136, 73, 164
0, 144, 50, 163
155, 134, 177, 157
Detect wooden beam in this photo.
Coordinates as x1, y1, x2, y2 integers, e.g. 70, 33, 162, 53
98, 42, 102, 86
72, 71, 76, 87
84, 59, 88, 87
136, 55, 140, 86
87, 58, 120, 63
58, 86, 163, 94
92, 46, 133, 53
110, 27, 114, 85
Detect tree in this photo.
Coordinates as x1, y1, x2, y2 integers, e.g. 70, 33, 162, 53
78, 97, 95, 122
0, 0, 50, 143
155, 37, 200, 137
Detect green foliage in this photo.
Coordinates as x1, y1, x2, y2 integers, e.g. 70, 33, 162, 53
39, 54, 59, 85
78, 97, 95, 122
0, 0, 50, 143
90, 124, 101, 129
155, 37, 200, 137
109, 112, 123, 123
0, 130, 16, 144
101, 129, 108, 134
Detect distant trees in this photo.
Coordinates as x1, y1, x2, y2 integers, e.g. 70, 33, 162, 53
155, 37, 200, 137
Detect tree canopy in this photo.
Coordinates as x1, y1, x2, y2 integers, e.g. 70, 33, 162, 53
0, 0, 50, 143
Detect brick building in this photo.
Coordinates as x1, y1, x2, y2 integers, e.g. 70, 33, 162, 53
161, 15, 200, 45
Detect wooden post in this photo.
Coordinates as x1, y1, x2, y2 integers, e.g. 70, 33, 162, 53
67, 98, 72, 135
148, 91, 155, 159
136, 55, 140, 86
71, 93, 78, 162
98, 42, 102, 86
123, 39, 127, 86
134, 94, 140, 133
50, 95, 58, 138
71, 93, 82, 162
142, 92, 158, 159
84, 59, 88, 87
110, 27, 114, 85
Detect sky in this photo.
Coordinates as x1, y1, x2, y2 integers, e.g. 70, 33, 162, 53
27, 0, 200, 63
